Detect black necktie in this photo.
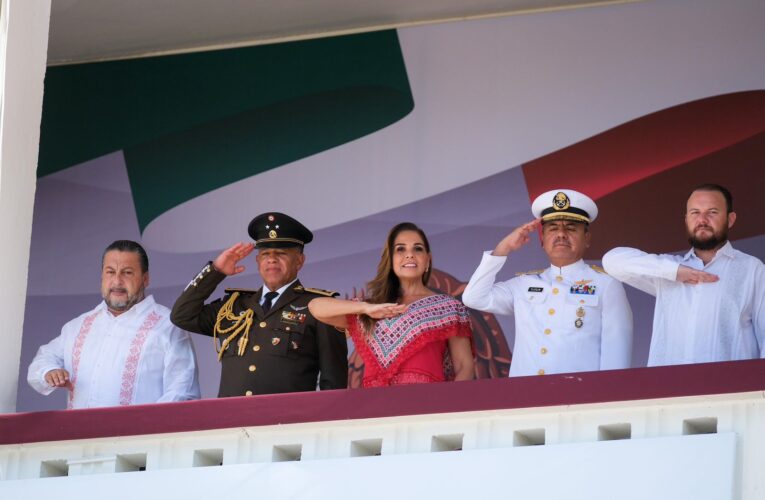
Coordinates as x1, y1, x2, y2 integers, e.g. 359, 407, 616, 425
262, 291, 279, 313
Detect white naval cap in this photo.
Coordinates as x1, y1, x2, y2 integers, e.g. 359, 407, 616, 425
531, 189, 598, 224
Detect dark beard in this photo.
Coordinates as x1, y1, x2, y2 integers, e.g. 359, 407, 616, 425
688, 226, 728, 251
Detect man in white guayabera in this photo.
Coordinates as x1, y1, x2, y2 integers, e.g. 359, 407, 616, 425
603, 184, 765, 367
28, 240, 200, 409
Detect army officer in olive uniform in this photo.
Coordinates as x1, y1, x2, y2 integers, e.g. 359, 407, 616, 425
462, 189, 633, 377
171, 212, 348, 397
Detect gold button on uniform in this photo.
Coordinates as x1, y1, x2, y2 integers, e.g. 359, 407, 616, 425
548, 308, 555, 315
245, 390, 253, 396
259, 321, 267, 328
541, 347, 548, 354
544, 328, 552, 335
555, 276, 563, 282
285, 326, 291, 331
538, 369, 545, 375
552, 288, 559, 295
252, 345, 260, 352
249, 365, 256, 372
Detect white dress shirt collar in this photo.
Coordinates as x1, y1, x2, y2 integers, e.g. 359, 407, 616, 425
548, 259, 587, 277
682, 240, 735, 265
261, 279, 298, 305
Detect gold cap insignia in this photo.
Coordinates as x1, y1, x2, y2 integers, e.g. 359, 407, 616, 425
553, 192, 570, 211
268, 230, 277, 239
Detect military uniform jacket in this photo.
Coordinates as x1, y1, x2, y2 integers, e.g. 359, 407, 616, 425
171, 263, 348, 397
462, 252, 633, 377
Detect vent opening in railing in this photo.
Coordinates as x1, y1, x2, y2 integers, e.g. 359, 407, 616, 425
115, 453, 147, 472
683, 417, 718, 435
350, 438, 383, 457
598, 423, 632, 441
193, 449, 223, 467
272, 444, 302, 462
40, 459, 68, 478
513, 428, 545, 447
431, 433, 464, 452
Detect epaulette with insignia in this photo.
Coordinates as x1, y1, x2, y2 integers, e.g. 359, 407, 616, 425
224, 288, 258, 295
298, 286, 339, 297
515, 269, 546, 277
589, 264, 608, 275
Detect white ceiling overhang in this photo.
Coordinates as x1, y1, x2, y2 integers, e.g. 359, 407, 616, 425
48, 0, 639, 65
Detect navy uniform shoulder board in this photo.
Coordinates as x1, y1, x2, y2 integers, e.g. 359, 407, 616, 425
589, 264, 608, 275
515, 268, 546, 277
296, 285, 339, 297
224, 288, 259, 295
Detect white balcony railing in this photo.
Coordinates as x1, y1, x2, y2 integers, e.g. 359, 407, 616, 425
1, 360, 764, 500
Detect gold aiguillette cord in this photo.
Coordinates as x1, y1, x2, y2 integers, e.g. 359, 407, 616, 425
213, 292, 254, 361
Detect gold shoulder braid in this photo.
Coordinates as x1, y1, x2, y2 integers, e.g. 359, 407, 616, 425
302, 286, 337, 297
213, 292, 254, 361
590, 264, 608, 274
515, 268, 546, 276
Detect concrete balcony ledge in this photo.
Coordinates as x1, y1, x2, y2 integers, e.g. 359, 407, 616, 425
1, 360, 764, 499
2, 359, 765, 445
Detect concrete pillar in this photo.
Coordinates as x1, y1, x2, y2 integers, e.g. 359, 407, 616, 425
0, 0, 51, 412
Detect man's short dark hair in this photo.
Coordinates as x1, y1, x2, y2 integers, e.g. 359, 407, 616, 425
102, 240, 149, 273
691, 183, 733, 213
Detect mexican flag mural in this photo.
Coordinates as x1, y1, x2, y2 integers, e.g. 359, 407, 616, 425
19, 0, 765, 410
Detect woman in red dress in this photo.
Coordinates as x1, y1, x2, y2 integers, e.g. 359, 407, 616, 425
309, 222, 474, 387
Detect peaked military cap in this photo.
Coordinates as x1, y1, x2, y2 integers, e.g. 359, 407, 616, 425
531, 189, 598, 224
248, 212, 313, 248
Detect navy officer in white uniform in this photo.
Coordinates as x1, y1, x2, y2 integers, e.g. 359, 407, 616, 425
462, 189, 633, 376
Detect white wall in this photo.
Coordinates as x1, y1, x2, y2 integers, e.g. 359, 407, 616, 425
0, 0, 51, 412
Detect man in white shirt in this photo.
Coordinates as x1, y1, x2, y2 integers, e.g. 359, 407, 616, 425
603, 184, 765, 366
463, 189, 633, 376
28, 240, 200, 409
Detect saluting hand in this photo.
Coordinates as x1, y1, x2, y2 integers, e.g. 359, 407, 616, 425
45, 369, 73, 390
676, 265, 719, 285
213, 242, 256, 276
364, 302, 408, 319
492, 219, 542, 256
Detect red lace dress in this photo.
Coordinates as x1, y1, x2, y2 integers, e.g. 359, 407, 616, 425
346, 294, 473, 388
